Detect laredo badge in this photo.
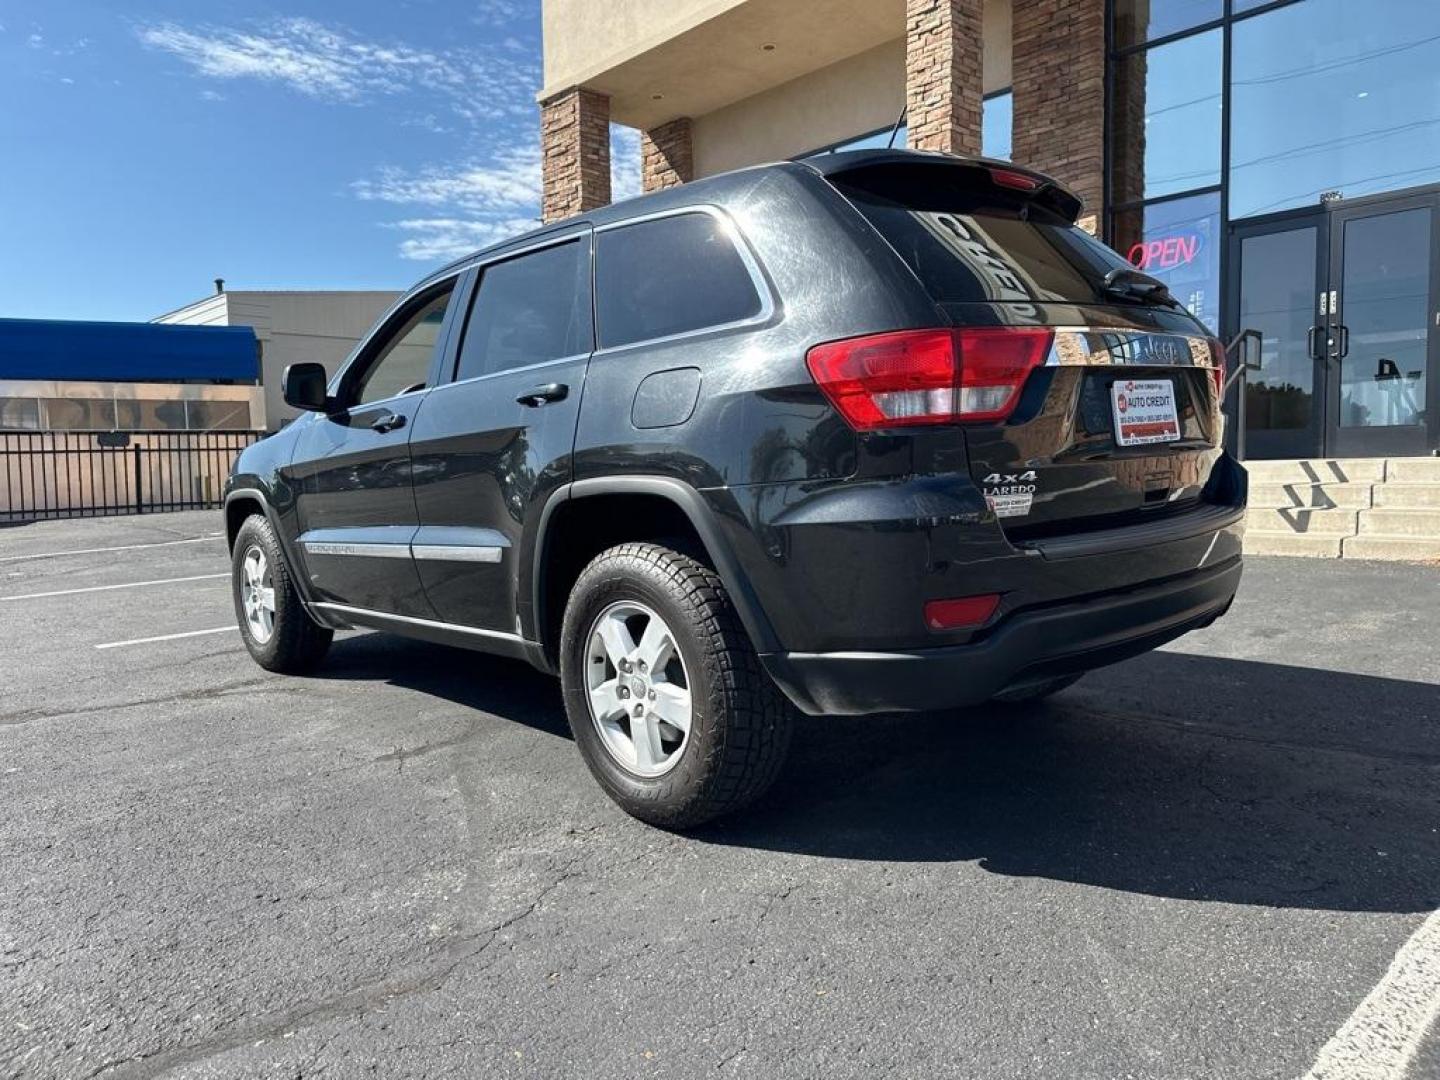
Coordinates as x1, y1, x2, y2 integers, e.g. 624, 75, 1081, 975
982, 470, 1037, 519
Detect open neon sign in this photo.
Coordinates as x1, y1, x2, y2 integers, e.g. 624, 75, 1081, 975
1127, 231, 1203, 272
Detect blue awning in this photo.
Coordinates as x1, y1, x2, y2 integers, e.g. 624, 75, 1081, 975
0, 318, 260, 383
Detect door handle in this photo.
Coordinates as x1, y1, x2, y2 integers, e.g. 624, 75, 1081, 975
370, 412, 406, 433
1335, 324, 1350, 359
516, 382, 569, 407
1307, 325, 1322, 361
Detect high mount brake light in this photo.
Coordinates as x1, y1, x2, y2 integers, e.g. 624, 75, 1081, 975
989, 168, 1042, 192
805, 328, 1054, 431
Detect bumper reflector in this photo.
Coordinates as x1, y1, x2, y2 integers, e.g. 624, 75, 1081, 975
924, 594, 1001, 631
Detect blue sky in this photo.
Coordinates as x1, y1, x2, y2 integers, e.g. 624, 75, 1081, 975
0, 1, 636, 322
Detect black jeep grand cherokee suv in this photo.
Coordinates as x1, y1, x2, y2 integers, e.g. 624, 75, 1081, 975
225, 149, 1244, 827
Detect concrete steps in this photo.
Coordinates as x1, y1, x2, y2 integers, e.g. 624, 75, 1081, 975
1242, 457, 1440, 561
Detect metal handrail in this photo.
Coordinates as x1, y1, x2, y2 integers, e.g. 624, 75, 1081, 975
1223, 327, 1263, 462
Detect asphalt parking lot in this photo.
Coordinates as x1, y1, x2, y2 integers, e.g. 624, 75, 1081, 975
2, 510, 1438, 1080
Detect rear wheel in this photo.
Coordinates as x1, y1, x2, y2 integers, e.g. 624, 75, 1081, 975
990, 672, 1084, 704
231, 514, 332, 673
559, 543, 792, 829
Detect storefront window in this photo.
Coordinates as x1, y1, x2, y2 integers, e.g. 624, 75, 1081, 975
1112, 191, 1221, 331
1110, 28, 1222, 204
982, 91, 1012, 161
1229, 0, 1440, 218
0, 398, 42, 431
41, 398, 117, 431
1113, 0, 1222, 49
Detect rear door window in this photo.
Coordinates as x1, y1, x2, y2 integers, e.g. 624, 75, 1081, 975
831, 169, 1134, 306
455, 239, 591, 381
595, 212, 763, 349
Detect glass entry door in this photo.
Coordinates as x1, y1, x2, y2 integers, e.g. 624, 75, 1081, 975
1229, 188, 1440, 458
1325, 196, 1439, 457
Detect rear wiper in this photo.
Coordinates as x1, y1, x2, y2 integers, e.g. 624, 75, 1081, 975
1101, 266, 1181, 309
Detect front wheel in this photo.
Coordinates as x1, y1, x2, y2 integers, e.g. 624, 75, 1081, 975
231, 514, 332, 674
559, 543, 793, 829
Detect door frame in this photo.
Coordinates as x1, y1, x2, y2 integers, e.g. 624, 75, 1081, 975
1225, 205, 1329, 460
1226, 181, 1440, 459
1323, 190, 1440, 458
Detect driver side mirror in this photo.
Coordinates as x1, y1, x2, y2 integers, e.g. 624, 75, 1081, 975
282, 362, 330, 412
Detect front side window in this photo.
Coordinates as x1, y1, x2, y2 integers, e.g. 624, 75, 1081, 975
454, 240, 590, 382
351, 284, 454, 406
595, 213, 763, 350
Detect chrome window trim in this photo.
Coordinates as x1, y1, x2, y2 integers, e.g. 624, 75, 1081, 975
308, 602, 524, 643
428, 351, 590, 394
591, 204, 778, 356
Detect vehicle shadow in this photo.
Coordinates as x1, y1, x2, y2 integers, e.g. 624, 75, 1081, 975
313, 634, 1439, 914
702, 650, 1440, 914
318, 632, 573, 741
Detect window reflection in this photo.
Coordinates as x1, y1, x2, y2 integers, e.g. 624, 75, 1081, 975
1113, 0, 1221, 49
1112, 191, 1221, 331
1111, 28, 1222, 204
1229, 0, 1440, 217
1240, 227, 1317, 432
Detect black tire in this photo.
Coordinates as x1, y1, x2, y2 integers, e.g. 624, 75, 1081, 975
231, 513, 333, 674
990, 672, 1084, 704
559, 542, 793, 829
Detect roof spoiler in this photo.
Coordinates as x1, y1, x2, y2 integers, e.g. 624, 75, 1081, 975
805, 148, 1085, 224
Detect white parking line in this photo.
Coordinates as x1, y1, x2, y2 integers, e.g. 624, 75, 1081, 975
0, 533, 224, 563
95, 626, 237, 650
1299, 908, 1440, 1080
0, 573, 228, 602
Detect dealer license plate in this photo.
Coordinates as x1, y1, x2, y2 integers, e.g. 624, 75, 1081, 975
1111, 378, 1181, 446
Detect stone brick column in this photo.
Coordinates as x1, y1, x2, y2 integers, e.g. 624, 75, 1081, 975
541, 87, 611, 223
1011, 0, 1106, 233
641, 117, 694, 193
905, 0, 984, 156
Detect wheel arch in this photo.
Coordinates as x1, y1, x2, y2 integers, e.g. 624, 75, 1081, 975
224, 488, 319, 609
528, 477, 779, 668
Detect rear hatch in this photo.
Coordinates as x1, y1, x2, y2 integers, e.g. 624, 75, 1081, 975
820, 155, 1228, 540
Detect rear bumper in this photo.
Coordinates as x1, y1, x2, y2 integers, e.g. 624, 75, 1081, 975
760, 556, 1241, 715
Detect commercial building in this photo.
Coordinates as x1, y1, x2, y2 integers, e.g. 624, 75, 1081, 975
538, 0, 1440, 462
0, 317, 263, 433
155, 287, 399, 430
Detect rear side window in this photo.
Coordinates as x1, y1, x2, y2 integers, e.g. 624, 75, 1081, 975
832, 168, 1134, 306
595, 212, 762, 349
455, 239, 590, 381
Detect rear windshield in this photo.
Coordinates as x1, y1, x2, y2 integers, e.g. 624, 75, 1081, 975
831, 167, 1135, 306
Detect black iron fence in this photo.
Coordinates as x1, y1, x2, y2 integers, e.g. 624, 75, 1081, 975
0, 430, 262, 524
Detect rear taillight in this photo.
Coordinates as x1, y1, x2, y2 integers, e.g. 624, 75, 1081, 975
805, 328, 1053, 431
925, 593, 1001, 631
1206, 337, 1226, 399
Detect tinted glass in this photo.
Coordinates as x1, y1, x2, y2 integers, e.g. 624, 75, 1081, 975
185, 400, 253, 431
595, 213, 762, 350
1113, 0, 1221, 48
1240, 226, 1317, 431
1112, 191, 1221, 331
117, 399, 187, 430
42, 398, 117, 430
1111, 28, 1222, 203
353, 286, 453, 406
835, 172, 1137, 306
0, 398, 41, 431
455, 241, 589, 381
1229, 0, 1440, 218
1337, 208, 1430, 430
982, 92, 1012, 161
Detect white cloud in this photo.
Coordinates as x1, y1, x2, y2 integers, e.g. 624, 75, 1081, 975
353, 144, 541, 213
611, 125, 643, 203
136, 17, 538, 121
387, 216, 539, 261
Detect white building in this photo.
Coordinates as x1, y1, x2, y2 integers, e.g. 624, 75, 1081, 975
155, 288, 399, 430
